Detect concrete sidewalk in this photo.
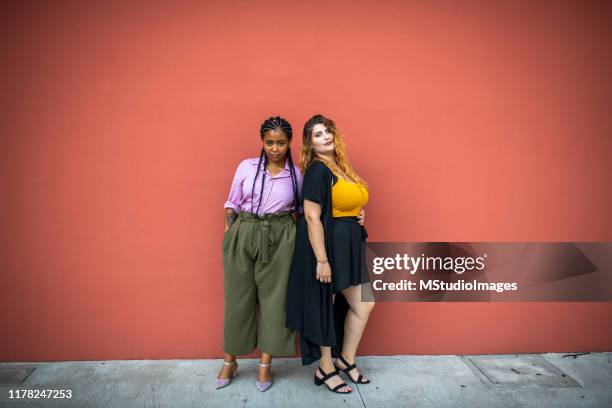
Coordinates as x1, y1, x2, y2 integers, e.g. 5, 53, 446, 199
1, 353, 611, 408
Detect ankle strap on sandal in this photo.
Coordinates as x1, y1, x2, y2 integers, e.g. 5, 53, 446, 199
317, 367, 340, 383
338, 355, 357, 373
222, 360, 236, 366
258, 363, 271, 368
337, 355, 357, 372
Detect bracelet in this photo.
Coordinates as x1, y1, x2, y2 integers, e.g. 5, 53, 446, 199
317, 259, 328, 263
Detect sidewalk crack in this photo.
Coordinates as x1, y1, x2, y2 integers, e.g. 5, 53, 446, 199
355, 383, 366, 407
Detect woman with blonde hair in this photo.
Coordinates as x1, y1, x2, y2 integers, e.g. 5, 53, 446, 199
286, 114, 374, 394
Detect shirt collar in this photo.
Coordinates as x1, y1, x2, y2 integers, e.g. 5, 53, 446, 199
251, 157, 291, 176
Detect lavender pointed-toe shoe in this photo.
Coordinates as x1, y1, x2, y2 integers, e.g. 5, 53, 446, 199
255, 363, 272, 392
215, 360, 237, 389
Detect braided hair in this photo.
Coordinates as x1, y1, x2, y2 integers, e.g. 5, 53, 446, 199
251, 116, 300, 215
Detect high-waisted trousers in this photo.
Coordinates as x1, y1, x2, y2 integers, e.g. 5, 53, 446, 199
221, 211, 296, 356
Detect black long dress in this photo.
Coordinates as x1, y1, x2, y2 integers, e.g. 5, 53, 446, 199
285, 160, 369, 365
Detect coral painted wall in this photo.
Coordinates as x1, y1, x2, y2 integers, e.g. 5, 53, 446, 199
1, 0, 610, 361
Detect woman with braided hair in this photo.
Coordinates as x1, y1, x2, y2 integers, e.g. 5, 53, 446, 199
217, 116, 302, 392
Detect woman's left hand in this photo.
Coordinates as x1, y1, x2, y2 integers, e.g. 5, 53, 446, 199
357, 209, 365, 226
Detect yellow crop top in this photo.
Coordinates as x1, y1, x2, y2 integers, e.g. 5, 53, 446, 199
331, 177, 369, 217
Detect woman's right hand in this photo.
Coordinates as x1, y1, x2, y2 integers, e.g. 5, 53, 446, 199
224, 209, 237, 234
316, 261, 332, 284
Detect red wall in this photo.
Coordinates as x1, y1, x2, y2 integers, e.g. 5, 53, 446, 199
1, 1, 611, 361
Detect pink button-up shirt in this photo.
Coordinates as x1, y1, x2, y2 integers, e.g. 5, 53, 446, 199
224, 157, 303, 215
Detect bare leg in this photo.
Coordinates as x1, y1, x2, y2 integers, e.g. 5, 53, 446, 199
336, 284, 375, 381
314, 346, 352, 393
217, 352, 237, 379
258, 352, 272, 382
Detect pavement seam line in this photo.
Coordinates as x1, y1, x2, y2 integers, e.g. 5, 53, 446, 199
355, 383, 366, 407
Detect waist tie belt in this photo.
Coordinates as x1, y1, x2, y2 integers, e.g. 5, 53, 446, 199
238, 211, 293, 264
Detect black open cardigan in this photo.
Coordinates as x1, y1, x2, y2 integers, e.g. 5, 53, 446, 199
285, 160, 350, 365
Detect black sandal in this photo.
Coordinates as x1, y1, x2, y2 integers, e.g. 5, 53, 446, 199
313, 367, 352, 393
334, 355, 370, 384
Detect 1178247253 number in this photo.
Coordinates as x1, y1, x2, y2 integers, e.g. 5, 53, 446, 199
8, 389, 72, 399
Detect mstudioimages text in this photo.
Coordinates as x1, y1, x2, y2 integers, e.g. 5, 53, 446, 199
372, 279, 518, 293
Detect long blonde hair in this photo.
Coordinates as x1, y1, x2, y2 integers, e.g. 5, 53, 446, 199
301, 114, 367, 187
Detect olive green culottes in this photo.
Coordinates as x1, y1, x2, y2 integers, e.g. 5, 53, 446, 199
221, 211, 297, 356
